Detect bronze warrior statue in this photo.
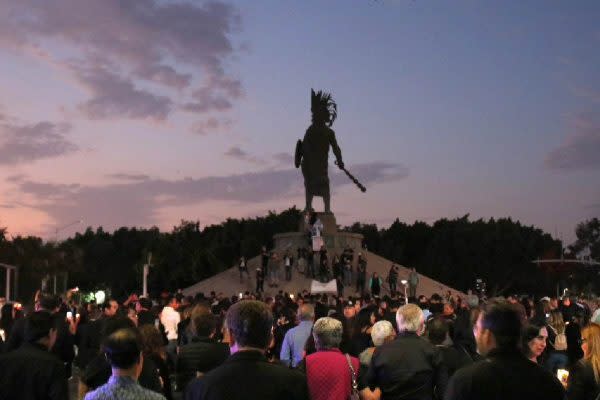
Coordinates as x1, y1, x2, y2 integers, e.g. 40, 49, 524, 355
295, 89, 344, 213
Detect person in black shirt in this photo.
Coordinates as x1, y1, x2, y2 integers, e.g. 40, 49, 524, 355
176, 304, 229, 393
0, 311, 68, 400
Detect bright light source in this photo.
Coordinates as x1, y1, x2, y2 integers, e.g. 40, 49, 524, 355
95, 290, 106, 305
401, 280, 408, 285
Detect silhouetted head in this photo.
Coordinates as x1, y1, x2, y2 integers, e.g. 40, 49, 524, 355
311, 89, 337, 127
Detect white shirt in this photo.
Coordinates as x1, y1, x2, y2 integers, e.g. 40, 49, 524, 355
160, 305, 181, 341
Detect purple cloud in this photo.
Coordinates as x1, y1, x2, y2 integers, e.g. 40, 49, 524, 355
72, 64, 173, 120
224, 146, 263, 164
191, 117, 231, 135
107, 173, 151, 182
0, 0, 243, 120
0, 121, 78, 165
10, 162, 409, 231
545, 113, 600, 171
273, 152, 294, 166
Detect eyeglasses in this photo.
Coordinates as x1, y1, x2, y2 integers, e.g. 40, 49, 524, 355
579, 338, 587, 345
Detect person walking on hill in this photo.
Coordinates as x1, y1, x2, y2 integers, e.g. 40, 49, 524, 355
408, 268, 419, 299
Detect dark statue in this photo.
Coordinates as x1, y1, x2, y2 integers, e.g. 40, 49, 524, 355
295, 89, 344, 213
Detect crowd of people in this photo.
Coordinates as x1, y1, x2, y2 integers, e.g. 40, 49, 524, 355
3, 283, 600, 399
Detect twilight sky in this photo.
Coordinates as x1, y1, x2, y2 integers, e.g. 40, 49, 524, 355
0, 0, 598, 244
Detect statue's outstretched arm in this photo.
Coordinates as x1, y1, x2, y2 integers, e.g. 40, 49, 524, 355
329, 130, 343, 168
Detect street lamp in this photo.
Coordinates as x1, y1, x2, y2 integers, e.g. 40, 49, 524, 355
400, 279, 408, 304
47, 219, 83, 294
55, 219, 84, 241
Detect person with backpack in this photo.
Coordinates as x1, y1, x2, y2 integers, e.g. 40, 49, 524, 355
544, 309, 569, 373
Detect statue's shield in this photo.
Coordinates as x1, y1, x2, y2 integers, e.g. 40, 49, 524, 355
294, 139, 303, 168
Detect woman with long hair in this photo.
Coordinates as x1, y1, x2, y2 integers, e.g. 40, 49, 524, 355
522, 324, 548, 364
139, 324, 173, 400
567, 323, 600, 400
545, 309, 569, 373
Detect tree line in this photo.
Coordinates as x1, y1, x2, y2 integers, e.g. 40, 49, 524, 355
1, 211, 598, 302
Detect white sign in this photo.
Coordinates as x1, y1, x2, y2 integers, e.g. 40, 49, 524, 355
310, 279, 337, 293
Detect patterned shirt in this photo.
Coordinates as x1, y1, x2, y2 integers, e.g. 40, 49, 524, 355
84, 375, 166, 400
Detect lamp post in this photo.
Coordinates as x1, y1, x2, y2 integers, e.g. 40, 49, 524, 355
142, 252, 153, 298
400, 279, 408, 304
48, 219, 83, 294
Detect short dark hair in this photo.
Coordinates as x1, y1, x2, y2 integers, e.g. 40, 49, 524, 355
102, 299, 117, 311
101, 316, 137, 341
24, 311, 56, 343
38, 293, 60, 311
191, 304, 216, 337
138, 298, 152, 310
427, 317, 448, 345
226, 300, 272, 349
481, 302, 522, 349
103, 328, 142, 369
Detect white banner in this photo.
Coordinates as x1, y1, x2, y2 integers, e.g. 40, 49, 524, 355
310, 279, 337, 293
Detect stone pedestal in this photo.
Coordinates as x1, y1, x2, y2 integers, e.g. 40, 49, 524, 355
298, 212, 338, 235
275, 212, 363, 263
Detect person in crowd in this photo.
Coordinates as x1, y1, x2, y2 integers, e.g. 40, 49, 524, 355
273, 306, 296, 362
140, 324, 173, 400
239, 256, 249, 283
6, 293, 75, 377
350, 307, 377, 356
0, 303, 15, 345
284, 252, 293, 281
427, 317, 474, 377
137, 298, 156, 327
408, 267, 419, 299
177, 304, 194, 347
0, 311, 68, 400
160, 295, 181, 361
127, 306, 139, 327
280, 303, 315, 368
333, 255, 344, 297
445, 301, 564, 400
359, 319, 395, 368
566, 323, 600, 400
79, 316, 162, 398
367, 303, 447, 399
256, 266, 265, 293
545, 309, 569, 373
269, 251, 280, 287
176, 304, 229, 392
567, 309, 586, 365
387, 265, 398, 298
83, 328, 166, 400
77, 298, 119, 369
301, 316, 379, 400
185, 300, 308, 400
522, 324, 548, 364
369, 272, 383, 297
356, 254, 367, 294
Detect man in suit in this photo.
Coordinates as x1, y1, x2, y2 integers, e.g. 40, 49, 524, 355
185, 300, 308, 400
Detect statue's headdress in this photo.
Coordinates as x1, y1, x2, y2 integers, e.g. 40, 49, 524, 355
311, 89, 337, 127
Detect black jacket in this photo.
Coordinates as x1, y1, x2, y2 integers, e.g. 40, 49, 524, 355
444, 348, 565, 400
366, 332, 448, 400
184, 350, 308, 400
6, 314, 74, 368
567, 359, 600, 400
0, 342, 68, 400
176, 336, 230, 391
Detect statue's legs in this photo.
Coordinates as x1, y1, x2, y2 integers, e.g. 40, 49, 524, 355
305, 192, 314, 212
324, 190, 331, 214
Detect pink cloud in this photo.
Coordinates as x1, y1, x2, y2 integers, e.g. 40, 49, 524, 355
545, 113, 600, 171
